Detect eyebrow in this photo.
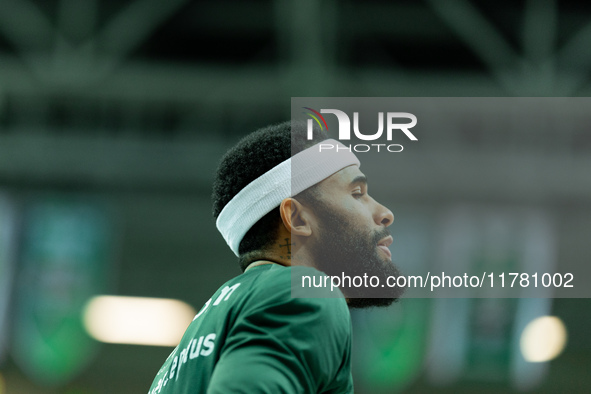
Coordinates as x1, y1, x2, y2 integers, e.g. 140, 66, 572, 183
350, 175, 367, 186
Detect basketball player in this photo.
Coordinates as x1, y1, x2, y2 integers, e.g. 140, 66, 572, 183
148, 121, 400, 393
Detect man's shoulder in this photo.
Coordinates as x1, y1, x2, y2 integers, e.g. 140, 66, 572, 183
250, 264, 328, 283
248, 263, 343, 294
243, 264, 349, 320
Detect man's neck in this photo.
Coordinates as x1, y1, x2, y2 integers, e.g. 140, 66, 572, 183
241, 228, 318, 271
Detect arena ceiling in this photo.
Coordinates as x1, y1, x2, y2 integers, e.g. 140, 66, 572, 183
0, 0, 591, 191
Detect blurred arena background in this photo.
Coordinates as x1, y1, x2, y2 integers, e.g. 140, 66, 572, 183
1, 0, 591, 393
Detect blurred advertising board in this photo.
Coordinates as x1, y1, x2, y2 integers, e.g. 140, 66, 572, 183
427, 206, 556, 391
12, 196, 113, 386
0, 193, 18, 365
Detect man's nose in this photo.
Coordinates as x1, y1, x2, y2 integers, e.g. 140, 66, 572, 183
375, 202, 394, 227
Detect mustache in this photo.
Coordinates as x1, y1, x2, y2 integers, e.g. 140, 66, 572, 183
372, 227, 391, 244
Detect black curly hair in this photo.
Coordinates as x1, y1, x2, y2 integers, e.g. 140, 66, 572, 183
212, 120, 327, 270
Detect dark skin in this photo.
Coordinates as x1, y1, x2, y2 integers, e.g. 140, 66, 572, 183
245, 165, 394, 274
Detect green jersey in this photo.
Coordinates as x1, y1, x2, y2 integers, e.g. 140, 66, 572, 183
148, 264, 353, 393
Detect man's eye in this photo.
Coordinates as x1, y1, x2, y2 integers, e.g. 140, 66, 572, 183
352, 192, 365, 199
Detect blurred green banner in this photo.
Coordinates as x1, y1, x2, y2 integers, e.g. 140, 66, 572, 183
0, 193, 17, 366
12, 196, 113, 386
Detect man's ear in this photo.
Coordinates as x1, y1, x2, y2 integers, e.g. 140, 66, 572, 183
279, 198, 312, 237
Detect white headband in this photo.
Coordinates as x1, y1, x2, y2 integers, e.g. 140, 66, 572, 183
216, 139, 360, 256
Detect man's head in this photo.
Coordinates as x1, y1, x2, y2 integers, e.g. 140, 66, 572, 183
212, 121, 402, 307
290, 165, 402, 308
212, 121, 325, 270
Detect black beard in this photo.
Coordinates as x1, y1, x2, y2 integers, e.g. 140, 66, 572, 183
307, 200, 405, 309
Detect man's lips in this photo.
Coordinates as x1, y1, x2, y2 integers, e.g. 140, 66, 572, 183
377, 235, 393, 258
